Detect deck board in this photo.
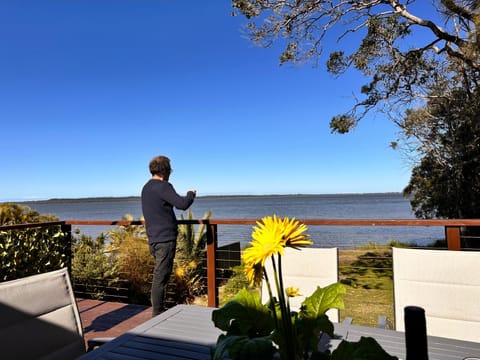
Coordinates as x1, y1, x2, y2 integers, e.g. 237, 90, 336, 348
78, 298, 152, 347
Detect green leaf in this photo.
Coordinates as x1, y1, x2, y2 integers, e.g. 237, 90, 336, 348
295, 314, 334, 350
331, 337, 398, 360
212, 288, 274, 336
293, 282, 347, 347
212, 334, 274, 360
301, 283, 346, 319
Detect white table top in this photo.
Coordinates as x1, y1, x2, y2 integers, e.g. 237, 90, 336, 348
79, 304, 480, 359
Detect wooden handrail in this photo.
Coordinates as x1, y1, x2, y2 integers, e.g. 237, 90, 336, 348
194, 218, 480, 226
2, 218, 480, 228
0, 221, 65, 230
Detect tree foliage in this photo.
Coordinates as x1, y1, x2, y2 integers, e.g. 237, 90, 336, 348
0, 202, 59, 225
403, 87, 480, 218
231, 0, 480, 132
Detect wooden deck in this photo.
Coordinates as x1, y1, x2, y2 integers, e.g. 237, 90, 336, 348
77, 298, 152, 346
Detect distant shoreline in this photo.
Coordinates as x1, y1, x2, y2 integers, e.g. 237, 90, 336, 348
15, 192, 404, 204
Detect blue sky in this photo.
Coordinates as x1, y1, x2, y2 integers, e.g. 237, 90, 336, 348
1, 1, 417, 201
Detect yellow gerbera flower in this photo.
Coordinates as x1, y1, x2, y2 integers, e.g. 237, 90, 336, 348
244, 261, 264, 286
285, 286, 301, 297
242, 239, 283, 269
242, 215, 313, 286
243, 215, 286, 266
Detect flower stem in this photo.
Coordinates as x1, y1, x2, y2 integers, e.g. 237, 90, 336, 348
263, 264, 279, 329
273, 253, 296, 359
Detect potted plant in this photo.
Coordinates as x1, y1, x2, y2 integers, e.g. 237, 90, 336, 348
211, 215, 397, 360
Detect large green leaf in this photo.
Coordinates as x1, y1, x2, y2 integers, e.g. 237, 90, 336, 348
331, 337, 398, 360
292, 282, 347, 350
295, 314, 334, 351
212, 288, 274, 336
212, 334, 274, 360
301, 283, 346, 319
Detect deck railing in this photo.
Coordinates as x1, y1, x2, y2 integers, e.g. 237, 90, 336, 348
1, 218, 479, 309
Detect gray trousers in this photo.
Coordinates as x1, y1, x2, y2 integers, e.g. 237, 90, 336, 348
149, 240, 176, 317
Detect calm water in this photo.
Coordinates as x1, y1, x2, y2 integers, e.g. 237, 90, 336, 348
24, 193, 444, 249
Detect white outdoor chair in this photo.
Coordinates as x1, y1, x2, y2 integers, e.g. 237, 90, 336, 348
392, 247, 480, 342
261, 247, 339, 322
0, 268, 109, 360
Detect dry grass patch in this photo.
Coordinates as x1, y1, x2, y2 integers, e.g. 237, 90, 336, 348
341, 287, 394, 327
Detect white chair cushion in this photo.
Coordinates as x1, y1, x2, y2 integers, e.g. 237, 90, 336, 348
393, 247, 480, 342
262, 247, 339, 322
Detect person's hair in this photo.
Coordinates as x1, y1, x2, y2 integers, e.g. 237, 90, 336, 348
149, 156, 171, 177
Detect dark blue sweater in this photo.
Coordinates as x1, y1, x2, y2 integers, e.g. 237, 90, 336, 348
141, 179, 195, 244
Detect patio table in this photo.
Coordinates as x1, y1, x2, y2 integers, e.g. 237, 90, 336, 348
78, 304, 480, 360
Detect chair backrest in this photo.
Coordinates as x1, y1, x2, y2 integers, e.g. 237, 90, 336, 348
0, 268, 86, 360
261, 247, 339, 322
393, 247, 480, 342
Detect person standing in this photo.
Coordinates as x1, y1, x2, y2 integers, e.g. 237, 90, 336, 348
141, 155, 196, 316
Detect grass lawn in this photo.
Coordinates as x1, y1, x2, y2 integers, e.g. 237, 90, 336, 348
339, 248, 394, 328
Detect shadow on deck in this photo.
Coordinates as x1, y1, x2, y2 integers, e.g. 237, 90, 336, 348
78, 298, 152, 346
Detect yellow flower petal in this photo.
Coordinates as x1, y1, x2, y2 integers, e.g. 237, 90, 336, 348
281, 217, 312, 248
244, 261, 264, 287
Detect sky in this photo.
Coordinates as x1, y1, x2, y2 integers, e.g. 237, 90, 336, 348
1, 1, 423, 201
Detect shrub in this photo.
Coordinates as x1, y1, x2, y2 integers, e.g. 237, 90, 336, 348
106, 215, 153, 304
172, 210, 212, 303
219, 264, 254, 305
71, 233, 120, 299
0, 203, 68, 281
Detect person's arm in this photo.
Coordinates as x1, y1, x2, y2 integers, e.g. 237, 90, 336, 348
163, 183, 196, 210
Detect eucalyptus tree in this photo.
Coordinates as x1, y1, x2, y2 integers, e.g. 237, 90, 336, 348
403, 87, 480, 220
232, 0, 480, 223
231, 0, 480, 133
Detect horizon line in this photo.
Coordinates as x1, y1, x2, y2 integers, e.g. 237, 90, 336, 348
5, 191, 405, 204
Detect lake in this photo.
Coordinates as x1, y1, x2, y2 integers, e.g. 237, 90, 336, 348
23, 193, 444, 249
